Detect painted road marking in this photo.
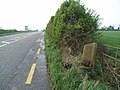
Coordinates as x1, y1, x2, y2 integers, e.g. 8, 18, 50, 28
0, 36, 31, 48
0, 44, 7, 48
37, 48, 41, 54
25, 63, 36, 84
2, 41, 10, 44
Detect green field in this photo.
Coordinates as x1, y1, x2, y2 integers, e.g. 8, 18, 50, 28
0, 29, 20, 37
99, 31, 120, 47
0, 32, 21, 37
0, 29, 33, 37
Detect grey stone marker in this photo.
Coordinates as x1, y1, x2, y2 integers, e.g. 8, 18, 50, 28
81, 43, 97, 67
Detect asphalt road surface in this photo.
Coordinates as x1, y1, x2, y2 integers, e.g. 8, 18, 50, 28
0, 32, 50, 90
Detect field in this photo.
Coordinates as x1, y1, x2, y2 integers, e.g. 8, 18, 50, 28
99, 31, 120, 47
0, 29, 20, 37
98, 31, 120, 89
0, 29, 32, 37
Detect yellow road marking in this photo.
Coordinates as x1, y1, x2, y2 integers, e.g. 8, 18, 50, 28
25, 63, 36, 84
37, 48, 41, 54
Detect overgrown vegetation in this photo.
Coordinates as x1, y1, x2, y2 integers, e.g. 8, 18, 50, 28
46, 0, 100, 55
45, 33, 109, 90
95, 45, 120, 90
45, 0, 115, 90
97, 31, 120, 89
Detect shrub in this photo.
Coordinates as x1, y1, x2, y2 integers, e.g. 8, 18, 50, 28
45, 32, 110, 90
46, 0, 100, 55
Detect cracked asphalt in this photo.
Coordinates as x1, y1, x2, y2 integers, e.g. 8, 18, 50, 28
0, 32, 50, 90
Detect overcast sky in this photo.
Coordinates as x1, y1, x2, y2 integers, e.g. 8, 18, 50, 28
0, 0, 120, 30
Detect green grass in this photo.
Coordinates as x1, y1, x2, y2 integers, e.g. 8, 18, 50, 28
99, 31, 120, 47
45, 32, 110, 90
97, 31, 120, 89
0, 29, 33, 37
98, 31, 120, 59
0, 29, 21, 37
0, 32, 21, 37
45, 32, 82, 90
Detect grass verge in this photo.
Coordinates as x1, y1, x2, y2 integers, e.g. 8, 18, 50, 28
0, 32, 21, 37
0, 29, 33, 37
0, 29, 23, 37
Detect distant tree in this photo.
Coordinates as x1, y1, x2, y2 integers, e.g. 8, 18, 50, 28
107, 25, 114, 30
118, 24, 120, 30
101, 26, 107, 30
118, 27, 120, 30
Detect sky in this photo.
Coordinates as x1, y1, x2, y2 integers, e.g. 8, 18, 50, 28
0, 0, 120, 30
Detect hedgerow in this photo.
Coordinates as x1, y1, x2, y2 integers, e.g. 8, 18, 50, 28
46, 0, 100, 55
45, 0, 110, 90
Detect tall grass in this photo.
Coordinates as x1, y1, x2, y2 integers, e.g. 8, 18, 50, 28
45, 32, 82, 89
45, 32, 110, 90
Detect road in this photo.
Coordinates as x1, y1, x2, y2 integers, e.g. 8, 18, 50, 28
0, 32, 50, 90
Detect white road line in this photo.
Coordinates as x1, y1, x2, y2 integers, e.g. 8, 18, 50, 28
0, 37, 25, 48
1, 41, 10, 44
0, 44, 7, 48
0, 34, 34, 48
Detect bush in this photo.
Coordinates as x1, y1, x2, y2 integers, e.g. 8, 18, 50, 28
45, 0, 110, 90
46, 0, 100, 55
45, 32, 110, 90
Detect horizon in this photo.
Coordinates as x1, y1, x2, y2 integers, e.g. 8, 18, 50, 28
0, 0, 120, 30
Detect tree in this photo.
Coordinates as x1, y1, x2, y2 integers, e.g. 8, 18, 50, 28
46, 0, 100, 55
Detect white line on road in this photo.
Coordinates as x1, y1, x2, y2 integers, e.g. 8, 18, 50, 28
1, 41, 10, 44
0, 44, 7, 48
0, 35, 32, 48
